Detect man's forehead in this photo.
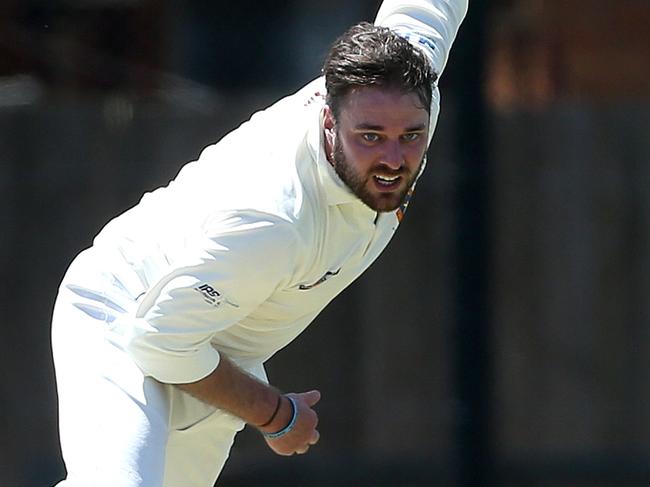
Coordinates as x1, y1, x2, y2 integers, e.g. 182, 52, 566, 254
338, 86, 429, 126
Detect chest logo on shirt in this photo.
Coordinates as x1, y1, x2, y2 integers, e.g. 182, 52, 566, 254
194, 283, 239, 308
298, 268, 341, 290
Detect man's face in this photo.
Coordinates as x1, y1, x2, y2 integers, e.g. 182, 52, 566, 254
324, 86, 430, 212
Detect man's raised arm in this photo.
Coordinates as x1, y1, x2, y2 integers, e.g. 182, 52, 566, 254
374, 0, 469, 79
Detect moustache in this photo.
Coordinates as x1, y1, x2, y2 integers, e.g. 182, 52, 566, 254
371, 165, 410, 177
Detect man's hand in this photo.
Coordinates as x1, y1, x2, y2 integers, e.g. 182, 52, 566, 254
260, 390, 321, 456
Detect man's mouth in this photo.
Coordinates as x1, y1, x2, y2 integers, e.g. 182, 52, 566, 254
373, 174, 402, 191
375, 174, 399, 184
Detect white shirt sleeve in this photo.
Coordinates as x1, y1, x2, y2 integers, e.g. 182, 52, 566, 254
374, 0, 469, 79
118, 212, 300, 384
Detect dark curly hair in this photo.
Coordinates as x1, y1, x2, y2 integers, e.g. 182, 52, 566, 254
323, 22, 436, 120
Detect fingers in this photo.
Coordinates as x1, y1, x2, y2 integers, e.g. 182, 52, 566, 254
292, 429, 319, 456
265, 429, 320, 456
302, 389, 321, 407
309, 429, 320, 445
296, 431, 319, 455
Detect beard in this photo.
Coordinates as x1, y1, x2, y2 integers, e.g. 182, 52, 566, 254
330, 134, 422, 212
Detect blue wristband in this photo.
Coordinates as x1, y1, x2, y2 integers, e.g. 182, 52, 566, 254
262, 396, 298, 439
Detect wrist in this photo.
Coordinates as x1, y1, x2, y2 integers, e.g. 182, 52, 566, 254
261, 396, 298, 439
258, 395, 292, 434
258, 395, 283, 428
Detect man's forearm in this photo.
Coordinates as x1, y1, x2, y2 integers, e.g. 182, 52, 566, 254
176, 355, 291, 432
176, 354, 322, 456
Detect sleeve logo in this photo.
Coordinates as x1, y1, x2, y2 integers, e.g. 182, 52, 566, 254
391, 27, 437, 52
194, 283, 239, 308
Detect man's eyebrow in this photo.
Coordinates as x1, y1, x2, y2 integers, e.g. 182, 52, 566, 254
405, 123, 428, 132
353, 123, 428, 132
354, 123, 384, 131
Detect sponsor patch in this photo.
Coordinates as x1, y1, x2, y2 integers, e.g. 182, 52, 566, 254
194, 283, 239, 308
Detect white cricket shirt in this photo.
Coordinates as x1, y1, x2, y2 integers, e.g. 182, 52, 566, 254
82, 0, 468, 384
91, 78, 400, 383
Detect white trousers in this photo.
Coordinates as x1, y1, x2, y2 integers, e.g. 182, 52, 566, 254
51, 249, 245, 487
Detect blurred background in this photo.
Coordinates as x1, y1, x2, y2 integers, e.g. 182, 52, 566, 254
1, 0, 648, 486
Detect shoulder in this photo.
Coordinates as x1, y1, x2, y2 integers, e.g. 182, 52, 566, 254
187, 80, 327, 224
224, 77, 326, 141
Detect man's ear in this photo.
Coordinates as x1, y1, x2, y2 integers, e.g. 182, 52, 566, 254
322, 105, 337, 164
323, 105, 335, 132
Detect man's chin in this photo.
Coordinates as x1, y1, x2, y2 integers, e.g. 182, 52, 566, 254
374, 202, 403, 213
362, 192, 407, 213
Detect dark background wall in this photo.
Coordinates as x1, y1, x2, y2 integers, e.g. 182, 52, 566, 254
1, 1, 648, 486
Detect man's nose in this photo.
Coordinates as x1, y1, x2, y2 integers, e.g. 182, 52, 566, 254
381, 141, 404, 170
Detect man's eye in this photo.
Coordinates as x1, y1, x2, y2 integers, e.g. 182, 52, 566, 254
401, 133, 421, 142
362, 133, 380, 142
